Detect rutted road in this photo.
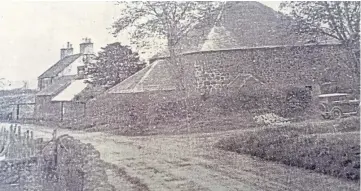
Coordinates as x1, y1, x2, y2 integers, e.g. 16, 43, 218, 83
5, 123, 359, 191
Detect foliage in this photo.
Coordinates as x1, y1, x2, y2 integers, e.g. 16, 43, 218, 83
284, 87, 312, 114
280, 2, 360, 43
112, 1, 221, 89
224, 86, 313, 118
280, 1, 360, 75
85, 42, 145, 88
216, 117, 360, 181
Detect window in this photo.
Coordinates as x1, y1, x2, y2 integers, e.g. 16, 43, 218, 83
305, 86, 312, 91
41, 78, 52, 89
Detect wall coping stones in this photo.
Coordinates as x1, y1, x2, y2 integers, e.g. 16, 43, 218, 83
150, 42, 343, 63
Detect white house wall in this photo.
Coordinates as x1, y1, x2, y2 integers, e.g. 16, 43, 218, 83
57, 56, 84, 77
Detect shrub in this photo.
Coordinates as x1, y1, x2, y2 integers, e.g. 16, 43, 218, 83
221, 86, 313, 118
282, 87, 312, 117
253, 113, 290, 125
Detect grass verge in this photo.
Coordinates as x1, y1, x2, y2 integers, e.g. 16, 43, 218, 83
216, 117, 360, 181
87, 112, 256, 136
104, 162, 150, 191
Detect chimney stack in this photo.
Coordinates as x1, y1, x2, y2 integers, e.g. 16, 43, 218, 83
60, 42, 74, 59
80, 38, 94, 55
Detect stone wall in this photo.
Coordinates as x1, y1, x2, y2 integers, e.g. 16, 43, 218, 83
178, 43, 355, 95
11, 104, 35, 120
77, 90, 188, 128
76, 43, 356, 129
34, 96, 61, 121
0, 157, 39, 189
47, 135, 113, 191
62, 101, 85, 122
0, 134, 114, 190
34, 96, 85, 122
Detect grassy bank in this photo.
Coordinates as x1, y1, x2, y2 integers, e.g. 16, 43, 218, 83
216, 117, 360, 181
85, 112, 256, 136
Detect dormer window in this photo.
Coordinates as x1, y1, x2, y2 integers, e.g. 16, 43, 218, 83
77, 66, 85, 79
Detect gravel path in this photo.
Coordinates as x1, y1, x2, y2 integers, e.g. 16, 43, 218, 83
5, 123, 359, 191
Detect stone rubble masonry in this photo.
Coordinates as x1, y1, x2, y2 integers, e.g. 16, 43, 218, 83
72, 43, 356, 129
34, 95, 85, 122
0, 136, 114, 191
32, 43, 356, 129
43, 135, 114, 191
179, 43, 355, 95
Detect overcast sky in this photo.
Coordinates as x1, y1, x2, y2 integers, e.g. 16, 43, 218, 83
0, 1, 281, 83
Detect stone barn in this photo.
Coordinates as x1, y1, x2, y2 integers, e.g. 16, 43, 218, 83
79, 1, 357, 128
83, 60, 186, 127
82, 43, 356, 128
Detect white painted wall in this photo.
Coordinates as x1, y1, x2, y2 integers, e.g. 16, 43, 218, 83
57, 56, 84, 77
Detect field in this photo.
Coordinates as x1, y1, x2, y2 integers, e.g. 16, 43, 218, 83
216, 117, 360, 181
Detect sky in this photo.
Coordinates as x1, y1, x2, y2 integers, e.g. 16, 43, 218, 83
0, 1, 281, 84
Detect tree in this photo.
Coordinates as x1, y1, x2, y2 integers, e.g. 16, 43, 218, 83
112, 1, 221, 90
85, 42, 145, 88
280, 1, 360, 77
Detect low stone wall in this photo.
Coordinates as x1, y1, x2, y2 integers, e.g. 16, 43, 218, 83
73, 90, 188, 128
0, 157, 38, 186
38, 134, 114, 191
34, 96, 85, 123
0, 133, 114, 191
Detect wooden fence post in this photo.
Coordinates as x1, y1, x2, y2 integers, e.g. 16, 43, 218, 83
30, 131, 34, 156
7, 125, 13, 158
26, 130, 30, 158
16, 104, 20, 120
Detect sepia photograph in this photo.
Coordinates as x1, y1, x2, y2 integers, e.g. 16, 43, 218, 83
0, 1, 360, 190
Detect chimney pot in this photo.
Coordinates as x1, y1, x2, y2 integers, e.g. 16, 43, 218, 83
80, 38, 94, 55
60, 42, 74, 59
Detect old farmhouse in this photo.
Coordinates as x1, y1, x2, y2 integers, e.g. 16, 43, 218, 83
34, 38, 95, 122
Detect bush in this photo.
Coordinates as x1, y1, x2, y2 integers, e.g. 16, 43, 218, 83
216, 117, 360, 181
253, 113, 290, 125
225, 86, 314, 118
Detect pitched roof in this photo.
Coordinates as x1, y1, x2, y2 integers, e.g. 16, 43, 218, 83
36, 76, 74, 96
200, 26, 238, 51
73, 85, 107, 102
108, 60, 176, 94
151, 1, 312, 59
52, 79, 88, 101
38, 54, 82, 78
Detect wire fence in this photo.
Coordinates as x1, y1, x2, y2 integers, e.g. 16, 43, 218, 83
0, 124, 36, 160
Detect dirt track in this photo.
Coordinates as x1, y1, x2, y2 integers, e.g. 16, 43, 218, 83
7, 123, 360, 191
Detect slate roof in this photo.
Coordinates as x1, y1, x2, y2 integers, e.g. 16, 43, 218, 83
151, 1, 313, 59
108, 60, 176, 94
36, 76, 74, 96
38, 54, 82, 78
201, 26, 238, 51
52, 79, 88, 101
74, 85, 106, 102
109, 2, 320, 96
